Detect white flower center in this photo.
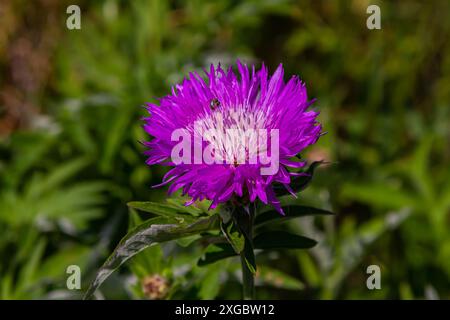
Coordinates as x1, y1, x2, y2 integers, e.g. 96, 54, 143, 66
190, 106, 270, 164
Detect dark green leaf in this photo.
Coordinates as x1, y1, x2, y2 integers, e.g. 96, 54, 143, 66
254, 231, 317, 250
242, 237, 257, 274
220, 220, 245, 254
84, 214, 219, 299
197, 243, 237, 266
255, 205, 333, 227
274, 161, 324, 196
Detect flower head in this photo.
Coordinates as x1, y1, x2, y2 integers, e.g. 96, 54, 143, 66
143, 61, 321, 214
142, 274, 169, 300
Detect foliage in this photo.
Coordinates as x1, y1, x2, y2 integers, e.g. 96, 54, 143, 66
0, 0, 449, 299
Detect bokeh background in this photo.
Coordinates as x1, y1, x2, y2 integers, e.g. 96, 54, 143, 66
0, 0, 449, 299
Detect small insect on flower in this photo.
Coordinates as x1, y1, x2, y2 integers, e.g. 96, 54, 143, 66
143, 61, 322, 214
210, 98, 220, 110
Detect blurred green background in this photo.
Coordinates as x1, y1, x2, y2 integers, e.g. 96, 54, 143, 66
0, 0, 449, 299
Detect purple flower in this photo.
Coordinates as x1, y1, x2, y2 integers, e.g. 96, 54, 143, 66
143, 61, 321, 214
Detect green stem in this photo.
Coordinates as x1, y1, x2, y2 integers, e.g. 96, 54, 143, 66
238, 204, 256, 300
240, 249, 255, 299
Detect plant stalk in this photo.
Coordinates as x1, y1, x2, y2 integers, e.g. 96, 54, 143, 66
240, 250, 255, 299
238, 204, 256, 300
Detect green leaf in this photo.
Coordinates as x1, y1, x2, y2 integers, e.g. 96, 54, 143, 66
257, 266, 305, 290
84, 214, 220, 299
166, 198, 203, 216
242, 237, 257, 274
127, 201, 196, 224
341, 183, 418, 210
220, 220, 245, 254
274, 161, 324, 196
17, 239, 47, 292
129, 199, 207, 218
254, 231, 317, 250
128, 245, 164, 279
175, 234, 202, 247
128, 208, 143, 231
255, 205, 333, 227
127, 209, 164, 277
26, 157, 90, 198
0, 273, 13, 299
198, 243, 237, 266
127, 201, 180, 215
198, 263, 223, 299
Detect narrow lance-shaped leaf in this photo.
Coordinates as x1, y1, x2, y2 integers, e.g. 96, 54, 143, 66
253, 231, 317, 250
255, 205, 333, 227
127, 201, 190, 218
242, 240, 257, 274
274, 160, 324, 196
84, 214, 219, 299
198, 231, 320, 266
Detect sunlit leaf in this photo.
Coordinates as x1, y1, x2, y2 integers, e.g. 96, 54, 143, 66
127, 201, 198, 224
84, 214, 219, 299
220, 220, 245, 254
